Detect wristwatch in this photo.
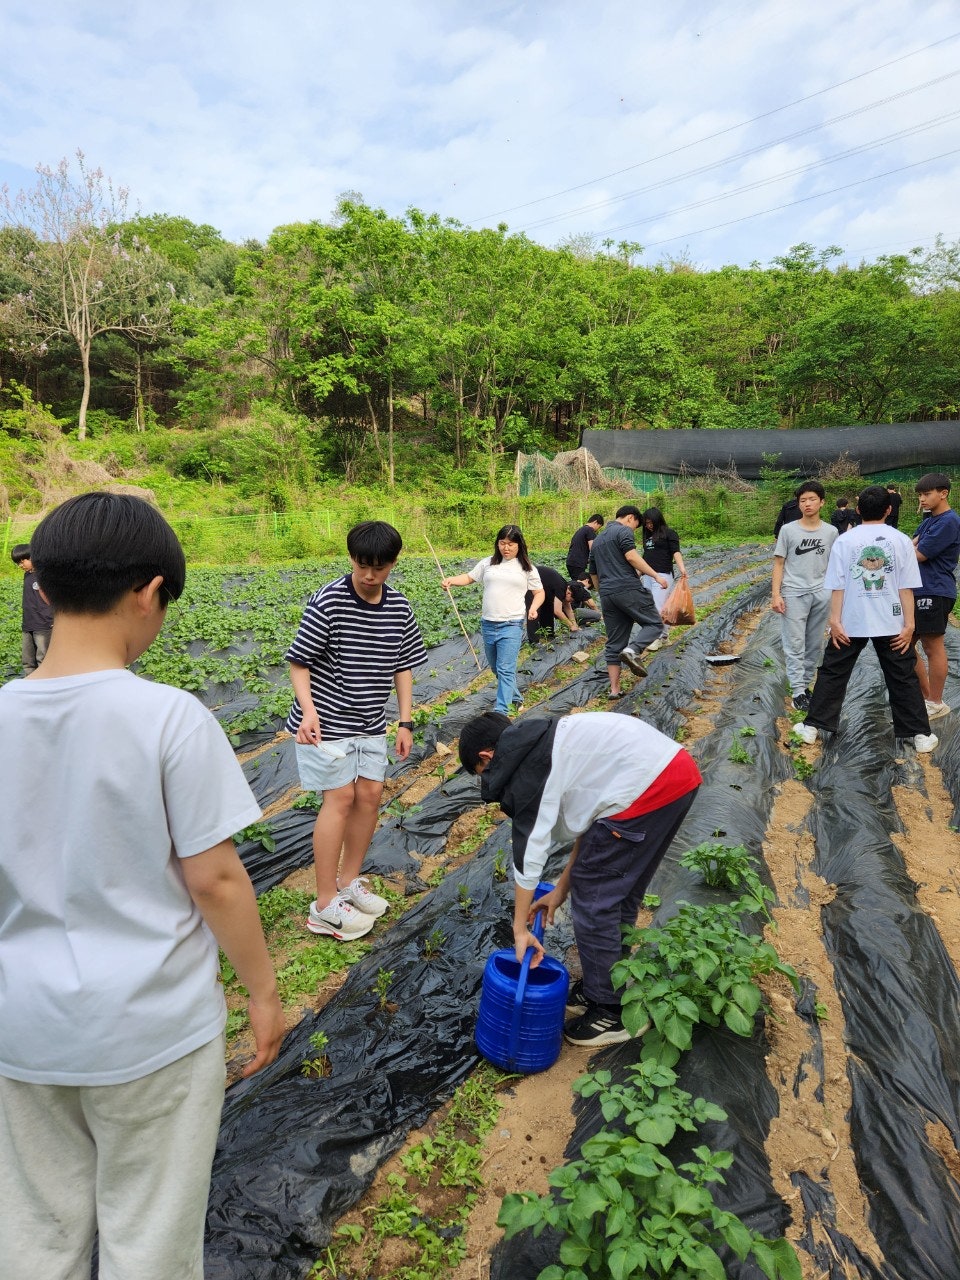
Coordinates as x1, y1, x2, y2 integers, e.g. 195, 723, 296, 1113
398, 721, 414, 730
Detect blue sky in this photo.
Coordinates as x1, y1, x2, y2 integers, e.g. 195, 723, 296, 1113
2, 0, 959, 269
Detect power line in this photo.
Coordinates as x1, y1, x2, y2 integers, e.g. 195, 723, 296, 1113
633, 145, 960, 251
514, 70, 960, 234
466, 30, 960, 225
593, 107, 960, 238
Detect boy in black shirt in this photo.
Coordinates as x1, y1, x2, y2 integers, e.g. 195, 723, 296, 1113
11, 543, 53, 674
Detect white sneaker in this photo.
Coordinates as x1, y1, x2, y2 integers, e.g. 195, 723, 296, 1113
913, 733, 939, 753
646, 637, 664, 652
619, 647, 648, 677
924, 700, 951, 721
793, 723, 818, 745
307, 895, 375, 939
339, 875, 389, 917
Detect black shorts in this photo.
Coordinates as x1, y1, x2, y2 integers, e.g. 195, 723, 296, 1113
914, 594, 954, 636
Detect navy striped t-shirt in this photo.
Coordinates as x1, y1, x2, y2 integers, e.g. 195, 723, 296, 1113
284, 575, 427, 739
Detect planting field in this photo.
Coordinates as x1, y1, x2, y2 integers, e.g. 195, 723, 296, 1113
2, 545, 960, 1280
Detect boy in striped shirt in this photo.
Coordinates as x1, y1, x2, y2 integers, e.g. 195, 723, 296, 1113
286, 522, 427, 938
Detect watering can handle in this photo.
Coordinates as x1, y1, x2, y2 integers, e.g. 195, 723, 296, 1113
507, 904, 547, 1068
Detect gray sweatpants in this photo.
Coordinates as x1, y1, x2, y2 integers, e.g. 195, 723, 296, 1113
0, 1034, 226, 1280
780, 590, 831, 696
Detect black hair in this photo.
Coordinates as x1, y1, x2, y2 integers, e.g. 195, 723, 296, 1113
29, 492, 186, 615
567, 579, 591, 606
642, 506, 667, 538
587, 513, 604, 525
458, 711, 511, 773
916, 472, 951, 494
346, 520, 402, 566
490, 525, 532, 571
856, 485, 891, 521
836, 497, 849, 507
797, 480, 825, 500
615, 504, 643, 521
10, 543, 31, 565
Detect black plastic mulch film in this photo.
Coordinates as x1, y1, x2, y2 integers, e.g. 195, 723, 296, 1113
206, 556, 960, 1280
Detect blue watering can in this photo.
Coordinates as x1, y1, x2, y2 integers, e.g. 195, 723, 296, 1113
475, 882, 570, 1074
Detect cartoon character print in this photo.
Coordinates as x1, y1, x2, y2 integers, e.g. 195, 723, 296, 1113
851, 544, 890, 592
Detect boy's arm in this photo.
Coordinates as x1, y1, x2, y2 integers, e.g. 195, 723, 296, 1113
289, 661, 321, 744
625, 547, 668, 589
891, 588, 916, 652
771, 555, 786, 613
827, 588, 850, 647
394, 667, 414, 759
555, 595, 579, 631
181, 840, 284, 1078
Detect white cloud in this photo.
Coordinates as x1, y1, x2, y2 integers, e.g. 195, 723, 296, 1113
0, 0, 958, 265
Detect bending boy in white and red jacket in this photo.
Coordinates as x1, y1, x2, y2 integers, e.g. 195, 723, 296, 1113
459, 710, 701, 1048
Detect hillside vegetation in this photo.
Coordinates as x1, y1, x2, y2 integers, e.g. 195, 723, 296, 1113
2, 156, 960, 517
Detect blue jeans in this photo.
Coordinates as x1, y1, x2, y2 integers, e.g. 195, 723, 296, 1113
481, 619, 524, 713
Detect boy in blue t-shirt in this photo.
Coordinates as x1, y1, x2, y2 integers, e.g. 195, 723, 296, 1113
912, 472, 960, 720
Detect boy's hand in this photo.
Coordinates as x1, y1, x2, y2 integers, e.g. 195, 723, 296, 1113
513, 926, 545, 967
296, 710, 321, 745
529, 885, 567, 925
890, 626, 915, 654
242, 990, 286, 1077
771, 593, 786, 614
829, 619, 851, 647
395, 726, 413, 759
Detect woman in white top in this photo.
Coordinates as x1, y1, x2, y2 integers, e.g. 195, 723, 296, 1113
443, 525, 544, 714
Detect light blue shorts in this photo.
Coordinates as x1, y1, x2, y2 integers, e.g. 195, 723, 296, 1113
295, 735, 389, 792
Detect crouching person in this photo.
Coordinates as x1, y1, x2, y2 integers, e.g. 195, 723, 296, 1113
459, 710, 701, 1047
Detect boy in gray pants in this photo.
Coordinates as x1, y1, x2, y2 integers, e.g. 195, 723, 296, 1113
771, 480, 838, 711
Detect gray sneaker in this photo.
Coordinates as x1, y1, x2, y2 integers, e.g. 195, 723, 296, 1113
307, 895, 375, 939
339, 875, 389, 918
792, 722, 818, 745
619, 647, 648, 677
924, 699, 951, 721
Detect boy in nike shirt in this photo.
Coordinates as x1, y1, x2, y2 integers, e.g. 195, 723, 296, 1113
771, 480, 838, 711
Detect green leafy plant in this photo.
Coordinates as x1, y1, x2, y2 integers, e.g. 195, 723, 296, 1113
727, 740, 754, 765
302, 1030, 331, 1079
292, 790, 323, 811
737, 725, 757, 738
680, 840, 757, 893
493, 848, 508, 882
373, 967, 395, 1011
423, 927, 446, 959
614, 891, 799, 1052
457, 884, 473, 916
642, 893, 661, 910
232, 820, 276, 853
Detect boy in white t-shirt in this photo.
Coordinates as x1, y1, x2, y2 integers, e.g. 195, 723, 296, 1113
771, 480, 838, 711
793, 485, 936, 752
0, 493, 284, 1279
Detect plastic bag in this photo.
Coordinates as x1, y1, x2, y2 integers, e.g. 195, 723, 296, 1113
660, 575, 695, 626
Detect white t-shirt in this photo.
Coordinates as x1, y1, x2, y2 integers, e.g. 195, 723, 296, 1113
0, 669, 261, 1085
517, 712, 682, 890
823, 522, 922, 637
469, 557, 543, 622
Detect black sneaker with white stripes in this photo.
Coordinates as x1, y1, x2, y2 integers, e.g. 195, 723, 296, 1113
563, 1004, 630, 1046
565, 978, 588, 1016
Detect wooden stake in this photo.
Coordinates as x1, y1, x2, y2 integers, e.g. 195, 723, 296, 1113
423, 533, 482, 672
